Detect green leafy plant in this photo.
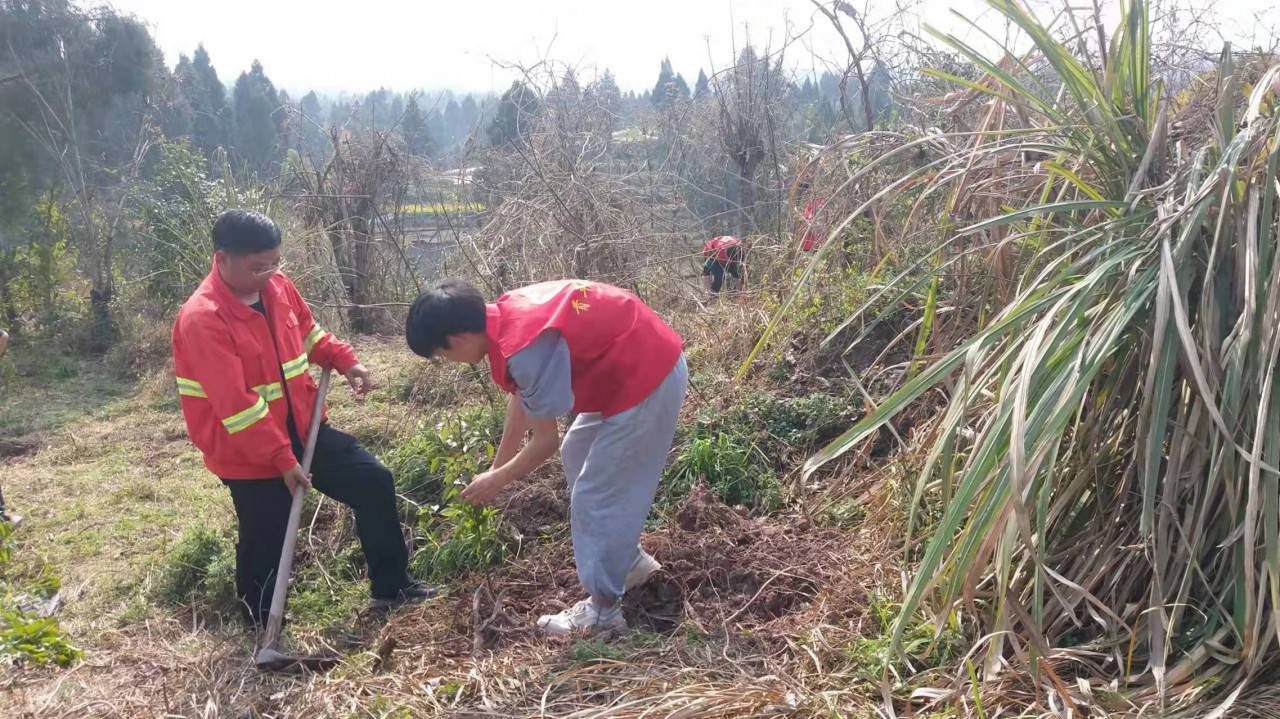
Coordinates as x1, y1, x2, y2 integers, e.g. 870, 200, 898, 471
663, 428, 781, 513
845, 593, 960, 683
0, 609, 82, 667
411, 479, 511, 582
394, 405, 512, 582
387, 404, 504, 508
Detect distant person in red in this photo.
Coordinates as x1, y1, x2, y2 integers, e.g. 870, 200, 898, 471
799, 198, 827, 252
701, 235, 747, 294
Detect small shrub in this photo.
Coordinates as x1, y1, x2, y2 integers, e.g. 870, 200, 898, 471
390, 404, 512, 582
0, 609, 81, 667
156, 526, 237, 610
411, 485, 511, 582
844, 592, 962, 682
662, 428, 781, 513
387, 404, 503, 508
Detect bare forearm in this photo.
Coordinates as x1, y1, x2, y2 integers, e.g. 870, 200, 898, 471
489, 418, 558, 488
492, 393, 530, 470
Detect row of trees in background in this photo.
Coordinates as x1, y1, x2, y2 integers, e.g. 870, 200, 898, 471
0, 0, 901, 350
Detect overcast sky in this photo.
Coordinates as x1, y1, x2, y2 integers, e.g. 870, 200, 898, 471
102, 0, 1277, 97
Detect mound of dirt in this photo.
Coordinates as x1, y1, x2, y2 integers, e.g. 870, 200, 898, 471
0, 435, 40, 459
499, 475, 568, 537
387, 482, 891, 662
674, 482, 746, 532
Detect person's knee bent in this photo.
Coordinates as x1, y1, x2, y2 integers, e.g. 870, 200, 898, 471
370, 464, 396, 500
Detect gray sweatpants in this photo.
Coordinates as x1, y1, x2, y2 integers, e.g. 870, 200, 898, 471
560, 354, 688, 605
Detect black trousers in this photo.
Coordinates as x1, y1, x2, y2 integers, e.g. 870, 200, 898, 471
703, 259, 742, 293
221, 424, 411, 623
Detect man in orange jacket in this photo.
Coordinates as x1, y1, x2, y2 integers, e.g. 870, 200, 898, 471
172, 210, 429, 625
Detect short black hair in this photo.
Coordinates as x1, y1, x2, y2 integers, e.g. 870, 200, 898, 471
212, 210, 281, 255
405, 279, 487, 357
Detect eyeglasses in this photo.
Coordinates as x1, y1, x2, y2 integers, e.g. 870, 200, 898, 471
249, 259, 286, 277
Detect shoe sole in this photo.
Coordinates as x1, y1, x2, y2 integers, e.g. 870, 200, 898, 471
538, 620, 628, 640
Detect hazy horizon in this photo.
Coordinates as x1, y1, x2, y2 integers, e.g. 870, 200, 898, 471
102, 0, 1279, 97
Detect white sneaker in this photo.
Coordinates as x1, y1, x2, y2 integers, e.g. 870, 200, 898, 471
624, 549, 661, 591
537, 598, 626, 638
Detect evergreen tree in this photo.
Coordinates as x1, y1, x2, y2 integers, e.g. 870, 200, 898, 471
444, 98, 462, 147
651, 57, 677, 108
460, 95, 480, 141
364, 87, 390, 129
800, 77, 818, 102
327, 101, 351, 129
594, 70, 622, 116
487, 80, 540, 147
231, 60, 284, 173
427, 108, 446, 156
177, 44, 232, 159
673, 73, 691, 100
389, 94, 404, 125
401, 95, 429, 156
694, 69, 711, 99
818, 70, 839, 104
297, 91, 328, 160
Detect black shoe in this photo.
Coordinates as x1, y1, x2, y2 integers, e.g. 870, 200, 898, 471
369, 582, 437, 611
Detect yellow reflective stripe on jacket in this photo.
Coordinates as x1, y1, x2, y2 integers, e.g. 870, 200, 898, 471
281, 352, 310, 381
252, 382, 284, 402
304, 325, 326, 352
176, 377, 207, 398
222, 396, 269, 434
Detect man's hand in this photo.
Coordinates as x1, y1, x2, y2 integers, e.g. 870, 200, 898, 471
343, 363, 376, 398
460, 469, 509, 506
282, 463, 312, 495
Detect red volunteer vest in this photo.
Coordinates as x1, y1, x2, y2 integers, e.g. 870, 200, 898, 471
702, 236, 741, 263
800, 199, 826, 251
486, 280, 683, 417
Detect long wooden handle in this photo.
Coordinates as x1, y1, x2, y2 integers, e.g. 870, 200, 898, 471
261, 368, 331, 649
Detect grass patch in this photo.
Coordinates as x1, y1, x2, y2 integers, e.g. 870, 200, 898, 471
725, 392, 851, 458
155, 525, 237, 612
844, 592, 962, 682
661, 427, 782, 514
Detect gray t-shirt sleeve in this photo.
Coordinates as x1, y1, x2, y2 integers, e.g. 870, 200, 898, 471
506, 330, 574, 419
